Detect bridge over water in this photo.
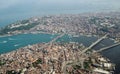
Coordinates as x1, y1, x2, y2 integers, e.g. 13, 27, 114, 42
96, 43, 120, 53
81, 34, 108, 53
38, 33, 65, 50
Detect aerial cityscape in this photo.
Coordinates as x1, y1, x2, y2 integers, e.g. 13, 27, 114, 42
0, 0, 120, 74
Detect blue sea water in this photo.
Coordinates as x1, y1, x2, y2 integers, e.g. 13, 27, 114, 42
0, 33, 57, 54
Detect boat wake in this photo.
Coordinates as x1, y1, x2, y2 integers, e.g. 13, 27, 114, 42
8, 38, 16, 40
0, 41, 7, 43
14, 44, 20, 47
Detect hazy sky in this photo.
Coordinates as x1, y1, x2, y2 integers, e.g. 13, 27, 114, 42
0, 0, 120, 10
0, 0, 120, 27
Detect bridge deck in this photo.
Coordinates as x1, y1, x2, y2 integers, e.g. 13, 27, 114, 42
38, 33, 65, 50
96, 43, 120, 52
81, 34, 108, 53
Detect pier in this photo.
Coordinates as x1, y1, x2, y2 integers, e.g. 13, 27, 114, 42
81, 34, 108, 53
96, 43, 120, 52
